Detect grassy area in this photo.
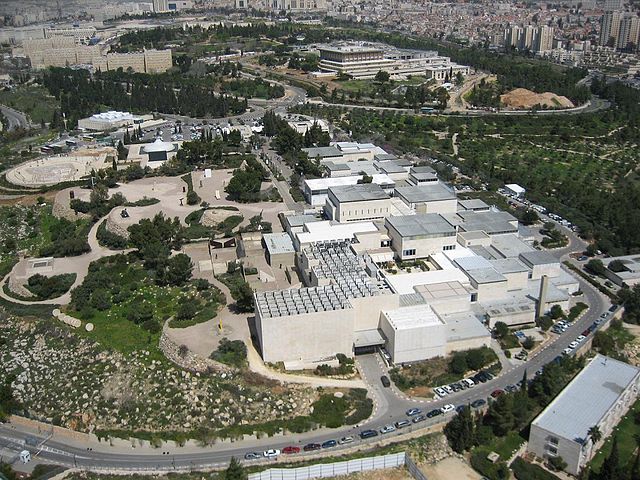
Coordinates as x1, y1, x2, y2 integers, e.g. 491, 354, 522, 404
69, 255, 224, 358
0, 85, 58, 124
589, 399, 640, 472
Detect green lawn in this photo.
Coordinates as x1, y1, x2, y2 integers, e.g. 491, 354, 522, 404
0, 85, 59, 125
590, 399, 640, 472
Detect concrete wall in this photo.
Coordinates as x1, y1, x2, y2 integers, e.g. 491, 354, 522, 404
380, 316, 446, 364
531, 263, 562, 280
388, 229, 457, 260
474, 281, 508, 302
487, 309, 535, 328
528, 424, 583, 476
415, 199, 458, 215
351, 294, 400, 331
445, 336, 490, 355
504, 271, 529, 291
256, 307, 355, 364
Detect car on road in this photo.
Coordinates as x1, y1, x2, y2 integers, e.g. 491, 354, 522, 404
427, 409, 443, 418
395, 420, 411, 429
380, 375, 391, 388
582, 329, 591, 336
441, 404, 455, 414
434, 387, 447, 397
563, 347, 573, 355
303, 443, 321, 452
412, 414, 427, 423
515, 350, 528, 360
491, 389, 504, 398
443, 385, 454, 394
338, 436, 354, 445
406, 408, 423, 417
380, 424, 396, 434
471, 399, 486, 408
609, 304, 618, 312
578, 256, 588, 261
462, 378, 475, 388
322, 440, 337, 449
595, 318, 604, 325
576, 335, 586, 342
456, 405, 467, 413
359, 429, 378, 439
504, 384, 518, 393
282, 446, 300, 454
244, 452, 261, 460
263, 449, 281, 458
569, 341, 580, 349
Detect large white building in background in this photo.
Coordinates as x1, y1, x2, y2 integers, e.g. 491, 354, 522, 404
316, 42, 470, 81
528, 355, 640, 475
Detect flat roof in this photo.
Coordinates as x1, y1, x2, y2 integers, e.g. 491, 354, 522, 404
490, 258, 530, 274
465, 267, 507, 285
386, 213, 456, 238
383, 304, 443, 330
532, 355, 640, 445
354, 329, 386, 347
319, 44, 383, 53
296, 220, 378, 245
395, 183, 456, 204
458, 199, 490, 210
324, 161, 351, 171
303, 146, 342, 158
489, 234, 535, 258
329, 183, 390, 203
304, 174, 395, 192
410, 166, 436, 174
457, 210, 518, 235
505, 183, 526, 194
414, 281, 472, 301
383, 269, 470, 295
283, 214, 323, 229
262, 232, 295, 256
519, 250, 559, 267
442, 311, 491, 342
375, 161, 407, 174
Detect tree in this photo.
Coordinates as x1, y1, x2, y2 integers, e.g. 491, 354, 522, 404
485, 394, 515, 436
444, 405, 475, 452
375, 70, 390, 83
548, 456, 567, 472
549, 305, 564, 320
186, 190, 199, 205
536, 315, 554, 331
450, 352, 468, 375
224, 457, 247, 480
163, 253, 193, 287
588, 425, 602, 445
520, 209, 539, 225
585, 259, 606, 277
600, 436, 621, 480
234, 281, 254, 313
608, 260, 626, 273
117, 141, 128, 161
494, 321, 509, 339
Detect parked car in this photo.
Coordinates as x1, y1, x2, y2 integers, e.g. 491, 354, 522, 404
441, 404, 455, 414
490, 389, 504, 398
395, 420, 411, 429
412, 414, 427, 423
380, 375, 391, 388
462, 378, 475, 388
563, 347, 573, 355
380, 424, 396, 434
338, 436, 354, 445
244, 452, 261, 460
569, 341, 580, 349
578, 256, 588, 261
282, 446, 300, 454
427, 409, 443, 418
322, 440, 337, 449
263, 449, 280, 458
434, 387, 447, 396
504, 384, 518, 393
359, 429, 378, 439
456, 405, 467, 413
406, 408, 423, 417
303, 443, 321, 452
471, 399, 486, 409
443, 385, 454, 394
576, 335, 586, 342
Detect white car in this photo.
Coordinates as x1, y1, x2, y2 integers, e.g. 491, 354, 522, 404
576, 335, 586, 342
443, 385, 454, 394
263, 449, 280, 458
569, 341, 580, 349
563, 347, 573, 355
434, 387, 447, 397
380, 424, 396, 434
462, 378, 475, 388
441, 404, 455, 414
338, 436, 354, 445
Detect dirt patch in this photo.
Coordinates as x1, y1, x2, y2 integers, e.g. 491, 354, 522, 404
421, 456, 482, 480
201, 208, 237, 227
330, 467, 412, 479
500, 88, 574, 110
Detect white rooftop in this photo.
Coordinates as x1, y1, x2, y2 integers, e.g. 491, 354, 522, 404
304, 174, 395, 191
296, 221, 378, 246
383, 304, 443, 330
505, 183, 526, 194
87, 111, 138, 122
383, 269, 470, 295
532, 355, 640, 445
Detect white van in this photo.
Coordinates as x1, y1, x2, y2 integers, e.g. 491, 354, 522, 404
462, 378, 475, 388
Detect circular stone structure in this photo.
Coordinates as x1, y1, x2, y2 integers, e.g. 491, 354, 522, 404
6, 148, 114, 187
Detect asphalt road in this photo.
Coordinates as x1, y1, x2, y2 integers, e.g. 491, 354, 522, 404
0, 105, 31, 131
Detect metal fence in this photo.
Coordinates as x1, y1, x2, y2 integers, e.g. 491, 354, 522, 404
405, 452, 428, 480
248, 452, 406, 480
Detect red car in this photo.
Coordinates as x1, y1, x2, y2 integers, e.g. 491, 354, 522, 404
491, 389, 504, 398
282, 446, 300, 454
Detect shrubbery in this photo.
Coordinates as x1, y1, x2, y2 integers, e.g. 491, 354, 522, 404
211, 338, 247, 368
26, 273, 76, 300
